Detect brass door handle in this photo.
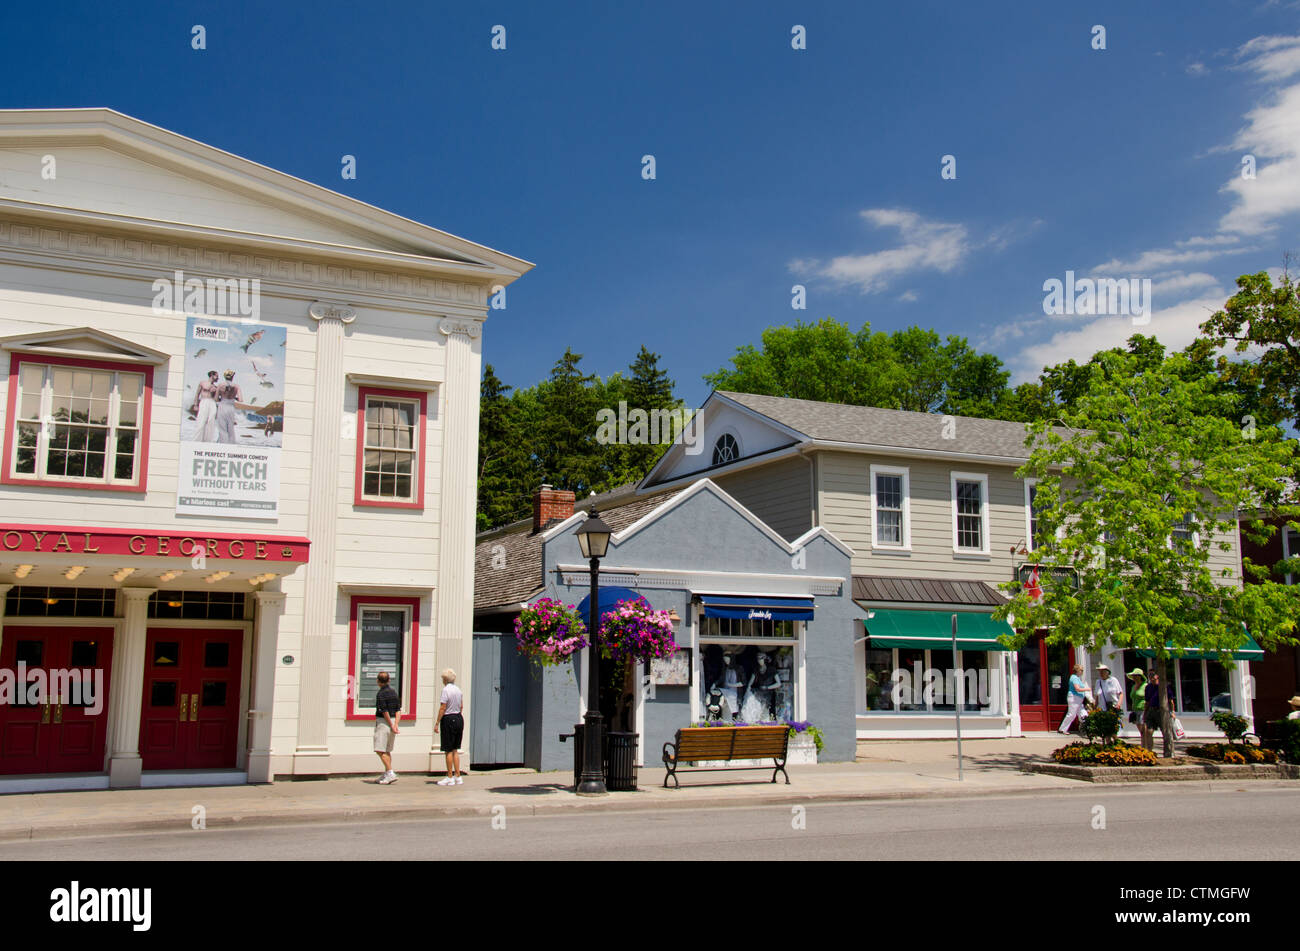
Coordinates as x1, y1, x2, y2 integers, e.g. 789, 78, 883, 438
179, 694, 189, 721
190, 694, 199, 722
41, 703, 50, 724
54, 703, 62, 724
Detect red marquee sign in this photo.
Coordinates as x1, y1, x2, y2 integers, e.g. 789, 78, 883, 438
0, 524, 311, 563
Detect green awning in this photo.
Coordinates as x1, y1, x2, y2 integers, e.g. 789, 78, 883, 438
861, 608, 1013, 652
1137, 633, 1264, 661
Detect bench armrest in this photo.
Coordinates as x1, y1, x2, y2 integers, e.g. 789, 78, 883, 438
662, 741, 677, 764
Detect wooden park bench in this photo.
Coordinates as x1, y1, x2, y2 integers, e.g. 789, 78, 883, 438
661, 725, 790, 788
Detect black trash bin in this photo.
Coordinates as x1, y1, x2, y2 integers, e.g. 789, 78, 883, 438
563, 724, 639, 791
605, 732, 639, 791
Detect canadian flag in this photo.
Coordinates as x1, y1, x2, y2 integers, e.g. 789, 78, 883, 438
1024, 566, 1044, 603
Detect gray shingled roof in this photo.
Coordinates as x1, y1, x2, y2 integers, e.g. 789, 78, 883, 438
720, 391, 1051, 461
474, 488, 682, 613
852, 575, 1008, 607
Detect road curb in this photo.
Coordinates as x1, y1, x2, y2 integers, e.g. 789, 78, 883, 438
0, 775, 1184, 842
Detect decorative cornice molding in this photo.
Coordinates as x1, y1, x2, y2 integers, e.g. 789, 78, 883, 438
0, 219, 491, 309
438, 317, 482, 338
308, 300, 357, 324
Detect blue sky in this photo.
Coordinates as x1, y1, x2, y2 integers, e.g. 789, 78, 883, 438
4, 1, 1299, 409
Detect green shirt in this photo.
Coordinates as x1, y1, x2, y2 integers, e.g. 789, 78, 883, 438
1130, 683, 1146, 711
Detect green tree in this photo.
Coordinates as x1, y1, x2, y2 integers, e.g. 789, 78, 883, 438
477, 364, 532, 532
703, 318, 1015, 415
993, 350, 1300, 758
1198, 266, 1300, 430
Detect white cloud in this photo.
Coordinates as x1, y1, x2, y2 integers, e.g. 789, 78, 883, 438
898, 290, 919, 302
1090, 245, 1252, 274
1220, 35, 1300, 234
1151, 272, 1222, 298
1187, 62, 1208, 76
1008, 293, 1228, 383
790, 208, 971, 294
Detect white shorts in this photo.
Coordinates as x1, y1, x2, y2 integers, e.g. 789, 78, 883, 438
373, 719, 395, 753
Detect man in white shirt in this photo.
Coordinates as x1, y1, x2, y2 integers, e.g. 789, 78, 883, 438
1094, 664, 1123, 712
435, 668, 465, 786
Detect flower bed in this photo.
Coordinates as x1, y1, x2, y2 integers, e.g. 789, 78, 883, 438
1186, 743, 1279, 765
1053, 741, 1157, 766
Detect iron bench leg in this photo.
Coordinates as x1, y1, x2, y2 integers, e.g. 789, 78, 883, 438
662, 742, 680, 789
772, 755, 789, 784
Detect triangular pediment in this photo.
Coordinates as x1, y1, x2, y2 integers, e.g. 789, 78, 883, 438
0, 109, 532, 281
639, 392, 806, 490
1, 326, 170, 364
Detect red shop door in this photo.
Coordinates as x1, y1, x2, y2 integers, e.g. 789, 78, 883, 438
139, 629, 243, 771
1017, 633, 1073, 731
0, 626, 114, 775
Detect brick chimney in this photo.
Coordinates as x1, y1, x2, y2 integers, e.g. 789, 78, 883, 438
533, 484, 575, 533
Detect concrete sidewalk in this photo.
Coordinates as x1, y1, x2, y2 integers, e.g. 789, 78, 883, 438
0, 737, 1174, 842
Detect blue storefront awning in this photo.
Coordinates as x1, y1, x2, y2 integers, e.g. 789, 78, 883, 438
575, 586, 645, 618
698, 594, 815, 621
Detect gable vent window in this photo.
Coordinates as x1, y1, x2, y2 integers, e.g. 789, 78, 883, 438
712, 433, 740, 466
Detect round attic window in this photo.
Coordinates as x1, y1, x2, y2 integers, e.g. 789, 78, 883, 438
712, 432, 740, 466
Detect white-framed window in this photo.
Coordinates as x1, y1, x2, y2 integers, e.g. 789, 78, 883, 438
1170, 513, 1200, 550
711, 431, 741, 467
356, 388, 425, 507
1282, 525, 1298, 585
951, 471, 990, 554
1024, 479, 1040, 551
870, 464, 911, 550
8, 360, 146, 487
863, 646, 989, 713
1117, 649, 1233, 715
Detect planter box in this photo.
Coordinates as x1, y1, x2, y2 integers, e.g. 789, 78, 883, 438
1027, 761, 1300, 783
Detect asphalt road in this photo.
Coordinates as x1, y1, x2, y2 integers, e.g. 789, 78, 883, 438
3, 784, 1298, 860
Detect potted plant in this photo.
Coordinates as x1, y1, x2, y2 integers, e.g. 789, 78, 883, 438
513, 597, 588, 667
598, 597, 678, 665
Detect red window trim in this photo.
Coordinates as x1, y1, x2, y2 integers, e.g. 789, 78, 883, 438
2, 352, 153, 493
346, 594, 421, 722
353, 386, 427, 509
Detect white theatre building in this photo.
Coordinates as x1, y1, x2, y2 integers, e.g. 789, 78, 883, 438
0, 109, 530, 791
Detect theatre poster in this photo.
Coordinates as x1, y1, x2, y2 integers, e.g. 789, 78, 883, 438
176, 317, 286, 518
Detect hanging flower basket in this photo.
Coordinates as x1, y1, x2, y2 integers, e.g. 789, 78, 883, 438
598, 597, 678, 665
514, 598, 588, 667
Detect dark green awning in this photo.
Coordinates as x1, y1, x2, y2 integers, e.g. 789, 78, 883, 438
860, 608, 1013, 652
1137, 633, 1264, 661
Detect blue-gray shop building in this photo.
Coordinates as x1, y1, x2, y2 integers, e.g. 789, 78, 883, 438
472, 479, 861, 771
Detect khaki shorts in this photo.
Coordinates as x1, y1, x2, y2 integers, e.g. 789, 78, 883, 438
373, 719, 396, 753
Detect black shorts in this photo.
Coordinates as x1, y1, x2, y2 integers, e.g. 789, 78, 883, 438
440, 713, 464, 752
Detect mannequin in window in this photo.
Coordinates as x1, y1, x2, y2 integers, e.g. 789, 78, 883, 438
743, 652, 781, 721
709, 651, 743, 720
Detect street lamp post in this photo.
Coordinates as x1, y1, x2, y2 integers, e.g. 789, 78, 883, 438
575, 508, 613, 796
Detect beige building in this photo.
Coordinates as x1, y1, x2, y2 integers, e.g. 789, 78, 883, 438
0, 109, 530, 791
640, 390, 1252, 739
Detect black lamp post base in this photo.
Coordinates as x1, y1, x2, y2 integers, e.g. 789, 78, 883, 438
576, 779, 608, 796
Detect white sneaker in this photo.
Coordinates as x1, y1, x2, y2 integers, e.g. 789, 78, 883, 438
454, 777, 463, 785
379, 774, 396, 785
437, 777, 454, 785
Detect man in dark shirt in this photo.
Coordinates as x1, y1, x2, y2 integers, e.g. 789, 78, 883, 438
373, 672, 401, 784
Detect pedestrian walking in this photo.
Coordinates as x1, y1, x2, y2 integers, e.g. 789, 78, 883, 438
1058, 663, 1091, 733
1127, 668, 1150, 750
373, 671, 400, 784
1094, 663, 1123, 711
1143, 669, 1171, 749
434, 668, 464, 786
1288, 696, 1300, 720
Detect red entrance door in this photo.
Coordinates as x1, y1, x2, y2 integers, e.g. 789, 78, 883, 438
1017, 633, 1073, 731
139, 629, 243, 770
0, 626, 114, 775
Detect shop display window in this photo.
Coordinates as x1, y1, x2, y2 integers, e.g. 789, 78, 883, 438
699, 644, 796, 723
